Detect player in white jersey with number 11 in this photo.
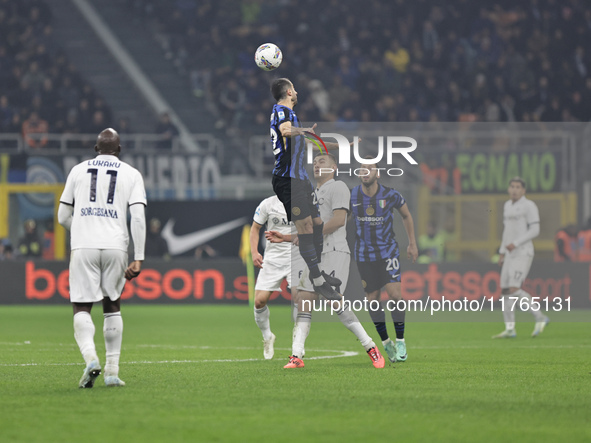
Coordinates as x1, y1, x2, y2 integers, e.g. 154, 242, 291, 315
493, 177, 549, 339
58, 128, 147, 388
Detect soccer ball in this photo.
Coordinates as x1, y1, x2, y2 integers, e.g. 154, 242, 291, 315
255, 43, 282, 71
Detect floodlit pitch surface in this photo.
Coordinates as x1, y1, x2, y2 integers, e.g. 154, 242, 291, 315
0, 305, 590, 442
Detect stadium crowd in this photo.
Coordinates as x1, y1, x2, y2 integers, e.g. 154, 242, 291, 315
0, 0, 114, 142
127, 0, 591, 134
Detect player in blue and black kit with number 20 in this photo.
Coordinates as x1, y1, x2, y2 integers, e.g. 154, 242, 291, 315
269, 78, 348, 302
351, 158, 419, 363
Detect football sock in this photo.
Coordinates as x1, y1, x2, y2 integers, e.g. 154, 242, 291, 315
391, 307, 406, 340
335, 306, 374, 351
292, 312, 312, 358
103, 312, 123, 377
516, 289, 545, 321
298, 233, 322, 281
502, 295, 516, 330
368, 301, 389, 342
73, 311, 98, 365
394, 323, 405, 340
312, 222, 324, 263
254, 305, 273, 341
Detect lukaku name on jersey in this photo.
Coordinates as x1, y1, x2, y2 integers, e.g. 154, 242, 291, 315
87, 159, 121, 168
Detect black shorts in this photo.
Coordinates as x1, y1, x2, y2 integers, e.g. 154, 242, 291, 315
272, 175, 319, 222
356, 254, 401, 294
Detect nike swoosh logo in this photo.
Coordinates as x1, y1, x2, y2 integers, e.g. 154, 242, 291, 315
162, 216, 248, 255
392, 274, 400, 279
352, 203, 362, 207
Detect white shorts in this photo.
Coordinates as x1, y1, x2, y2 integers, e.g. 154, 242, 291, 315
298, 251, 350, 293
500, 254, 533, 289
69, 249, 127, 303
254, 260, 290, 292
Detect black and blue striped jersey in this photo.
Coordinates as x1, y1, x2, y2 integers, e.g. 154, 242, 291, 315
270, 104, 308, 180
351, 183, 406, 262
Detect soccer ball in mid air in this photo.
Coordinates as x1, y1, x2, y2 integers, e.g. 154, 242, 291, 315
255, 43, 282, 71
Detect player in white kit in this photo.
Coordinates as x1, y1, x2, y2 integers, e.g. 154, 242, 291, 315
266, 153, 385, 369
250, 195, 305, 359
493, 177, 549, 339
58, 128, 146, 388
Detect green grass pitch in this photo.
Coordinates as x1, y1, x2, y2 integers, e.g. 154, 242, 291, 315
1, 305, 590, 442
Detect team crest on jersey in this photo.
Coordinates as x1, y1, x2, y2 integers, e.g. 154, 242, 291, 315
366, 206, 375, 216
361, 280, 367, 288
292, 207, 301, 216
379, 200, 386, 209
272, 217, 279, 225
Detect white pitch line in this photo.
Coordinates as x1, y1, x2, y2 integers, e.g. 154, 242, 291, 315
0, 349, 358, 367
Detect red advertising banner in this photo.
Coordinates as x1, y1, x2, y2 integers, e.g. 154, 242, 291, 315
0, 260, 588, 308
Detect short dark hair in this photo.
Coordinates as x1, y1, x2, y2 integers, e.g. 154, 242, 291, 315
314, 152, 337, 165
509, 176, 526, 189
360, 154, 381, 170
271, 78, 292, 102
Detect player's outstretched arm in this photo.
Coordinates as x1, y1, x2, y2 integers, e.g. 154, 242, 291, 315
57, 203, 74, 230
265, 230, 292, 243
397, 203, 418, 263
279, 122, 317, 137
322, 137, 360, 151
250, 222, 264, 268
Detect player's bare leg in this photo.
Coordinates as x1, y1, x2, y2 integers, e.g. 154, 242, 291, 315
73, 302, 101, 388
254, 290, 276, 359
102, 297, 125, 386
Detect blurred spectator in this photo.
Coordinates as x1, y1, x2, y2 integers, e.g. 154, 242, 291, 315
418, 221, 446, 263
22, 112, 48, 148
88, 110, 107, 135
42, 219, 54, 260
18, 219, 42, 258
145, 218, 170, 260
0, 0, 112, 138
441, 219, 459, 262
155, 112, 179, 149
130, 0, 591, 128
0, 240, 15, 261
217, 79, 246, 130
577, 218, 591, 262
554, 224, 579, 262
384, 40, 410, 74
490, 248, 501, 265
195, 244, 217, 260
0, 95, 13, 130
117, 117, 132, 134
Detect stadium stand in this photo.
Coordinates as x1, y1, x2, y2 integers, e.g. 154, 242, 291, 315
125, 0, 591, 135
0, 0, 114, 138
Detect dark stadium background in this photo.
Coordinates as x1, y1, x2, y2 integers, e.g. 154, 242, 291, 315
1, 0, 590, 306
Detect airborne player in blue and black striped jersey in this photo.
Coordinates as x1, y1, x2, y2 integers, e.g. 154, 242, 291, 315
351, 158, 419, 364
269, 78, 343, 302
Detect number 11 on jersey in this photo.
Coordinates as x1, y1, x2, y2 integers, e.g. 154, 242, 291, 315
87, 168, 118, 204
